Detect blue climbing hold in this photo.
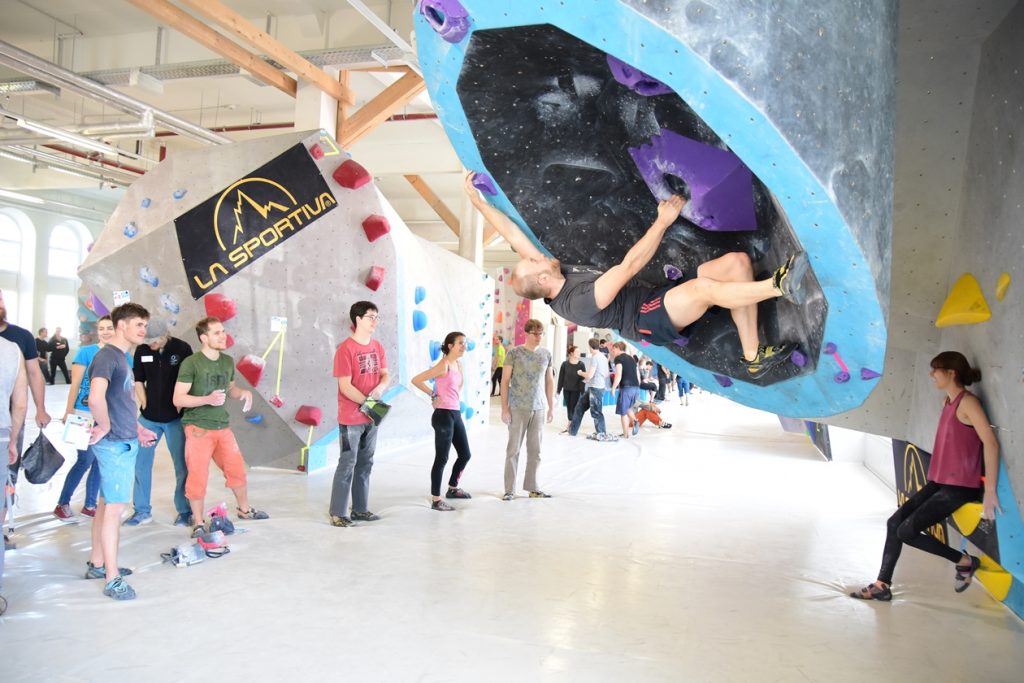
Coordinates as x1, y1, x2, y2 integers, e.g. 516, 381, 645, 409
123, 222, 138, 238
140, 197, 151, 208
414, 286, 427, 304
160, 293, 180, 314
459, 401, 467, 413
467, 340, 476, 351
413, 310, 428, 331
139, 267, 159, 287
173, 189, 187, 200
465, 407, 475, 420
429, 340, 442, 361
245, 414, 264, 424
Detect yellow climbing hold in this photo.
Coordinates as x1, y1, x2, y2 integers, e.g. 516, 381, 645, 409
977, 558, 1013, 601
952, 502, 983, 535
996, 272, 1011, 301
935, 273, 991, 327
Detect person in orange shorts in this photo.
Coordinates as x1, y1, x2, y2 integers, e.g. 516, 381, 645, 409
173, 316, 268, 537
634, 400, 672, 430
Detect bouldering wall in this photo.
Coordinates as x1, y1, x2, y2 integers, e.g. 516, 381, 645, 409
80, 130, 492, 470
414, 0, 894, 417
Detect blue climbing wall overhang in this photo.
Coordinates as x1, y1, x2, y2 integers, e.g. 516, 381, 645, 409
415, 0, 894, 418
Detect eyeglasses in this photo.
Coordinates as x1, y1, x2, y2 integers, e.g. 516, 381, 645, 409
361, 314, 379, 321
527, 330, 543, 336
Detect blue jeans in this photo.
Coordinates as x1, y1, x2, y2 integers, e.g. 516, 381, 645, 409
569, 387, 606, 436
57, 447, 100, 509
329, 423, 377, 518
133, 416, 188, 516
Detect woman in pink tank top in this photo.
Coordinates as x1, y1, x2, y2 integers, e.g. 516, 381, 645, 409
412, 331, 473, 511
851, 351, 1001, 601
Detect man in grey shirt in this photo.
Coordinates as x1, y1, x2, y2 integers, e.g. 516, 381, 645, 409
568, 338, 613, 440
500, 318, 554, 501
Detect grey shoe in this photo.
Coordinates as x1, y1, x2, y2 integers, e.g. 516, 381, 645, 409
502, 493, 514, 501
103, 576, 137, 601
85, 561, 133, 579
431, 500, 455, 511
351, 510, 381, 522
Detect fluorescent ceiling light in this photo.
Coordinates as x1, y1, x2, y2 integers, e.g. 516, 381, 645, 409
0, 107, 144, 160
0, 188, 44, 204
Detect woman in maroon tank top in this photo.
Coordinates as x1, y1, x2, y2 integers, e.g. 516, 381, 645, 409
850, 351, 1002, 601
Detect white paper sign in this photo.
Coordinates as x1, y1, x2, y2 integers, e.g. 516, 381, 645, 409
113, 290, 130, 306
270, 316, 288, 332
63, 414, 93, 451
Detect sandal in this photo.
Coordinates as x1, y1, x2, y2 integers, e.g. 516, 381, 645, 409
237, 507, 270, 520
954, 555, 981, 593
849, 582, 892, 601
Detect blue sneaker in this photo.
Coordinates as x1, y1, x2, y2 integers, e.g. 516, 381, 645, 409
122, 512, 153, 527
631, 421, 640, 436
173, 512, 195, 527
85, 561, 133, 579
103, 576, 137, 601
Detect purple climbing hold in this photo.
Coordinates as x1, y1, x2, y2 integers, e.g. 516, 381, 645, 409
471, 172, 498, 196
790, 350, 807, 367
413, 310, 428, 332
123, 222, 138, 238
860, 367, 882, 380
664, 264, 683, 281
834, 371, 851, 384
824, 342, 837, 355
418, 0, 470, 44
671, 337, 689, 347
629, 128, 757, 232
712, 374, 733, 388
606, 55, 673, 96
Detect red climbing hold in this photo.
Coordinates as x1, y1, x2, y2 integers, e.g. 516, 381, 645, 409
225, 334, 234, 349
269, 395, 284, 408
237, 354, 266, 387
309, 144, 324, 160
204, 293, 237, 322
362, 215, 390, 242
295, 405, 322, 427
332, 159, 371, 189
365, 265, 386, 291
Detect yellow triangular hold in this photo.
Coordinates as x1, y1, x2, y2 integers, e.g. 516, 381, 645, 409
935, 273, 991, 327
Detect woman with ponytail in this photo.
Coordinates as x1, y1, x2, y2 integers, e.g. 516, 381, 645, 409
412, 332, 473, 511
851, 351, 1001, 601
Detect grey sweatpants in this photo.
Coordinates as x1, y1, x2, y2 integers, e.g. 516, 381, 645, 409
504, 409, 544, 495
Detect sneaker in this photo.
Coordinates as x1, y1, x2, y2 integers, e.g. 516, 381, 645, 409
0, 595, 7, 616
660, 423, 673, 429
190, 523, 207, 538
528, 491, 552, 498
236, 507, 270, 520
122, 512, 153, 527
631, 421, 640, 436
772, 252, 810, 304
743, 342, 797, 379
330, 515, 354, 527
3, 535, 14, 551
103, 576, 137, 601
351, 510, 381, 522
445, 488, 472, 499
502, 493, 514, 501
80, 506, 96, 518
54, 504, 75, 521
431, 500, 455, 511
85, 561, 134, 579
173, 512, 195, 527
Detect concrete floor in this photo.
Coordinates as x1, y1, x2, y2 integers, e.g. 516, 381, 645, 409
2, 385, 1022, 682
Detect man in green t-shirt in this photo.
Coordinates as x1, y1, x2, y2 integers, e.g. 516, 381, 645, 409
173, 316, 268, 537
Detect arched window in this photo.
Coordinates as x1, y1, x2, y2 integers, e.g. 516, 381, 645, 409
48, 223, 89, 278
0, 208, 36, 324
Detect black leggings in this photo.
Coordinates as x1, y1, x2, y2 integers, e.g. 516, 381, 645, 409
877, 481, 979, 584
564, 390, 582, 422
431, 409, 471, 496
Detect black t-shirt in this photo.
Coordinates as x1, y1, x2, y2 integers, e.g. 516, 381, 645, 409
35, 337, 49, 360
133, 336, 193, 423
557, 360, 586, 393
545, 266, 651, 341
49, 336, 69, 360
0, 323, 38, 361
613, 354, 640, 387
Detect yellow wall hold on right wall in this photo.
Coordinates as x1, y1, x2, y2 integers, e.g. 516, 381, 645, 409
996, 272, 1011, 301
935, 273, 992, 327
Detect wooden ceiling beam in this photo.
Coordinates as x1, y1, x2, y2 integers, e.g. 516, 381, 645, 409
338, 71, 426, 148
124, 0, 296, 97
176, 0, 355, 106
404, 174, 460, 236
